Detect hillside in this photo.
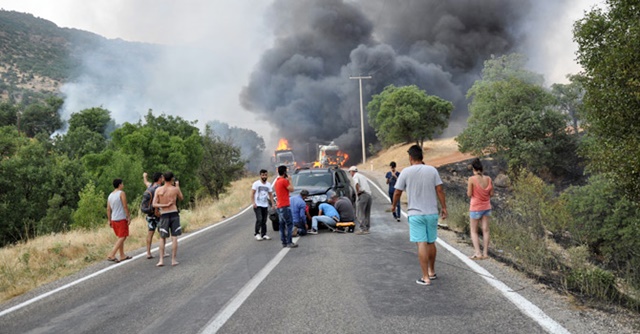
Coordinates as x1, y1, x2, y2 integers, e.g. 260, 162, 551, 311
0, 10, 158, 104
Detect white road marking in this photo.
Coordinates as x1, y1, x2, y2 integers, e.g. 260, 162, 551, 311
0, 206, 253, 318
200, 237, 297, 334
366, 174, 570, 334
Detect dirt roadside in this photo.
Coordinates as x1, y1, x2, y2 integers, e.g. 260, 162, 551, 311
355, 139, 640, 334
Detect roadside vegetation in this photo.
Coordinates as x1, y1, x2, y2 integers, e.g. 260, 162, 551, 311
0, 176, 253, 302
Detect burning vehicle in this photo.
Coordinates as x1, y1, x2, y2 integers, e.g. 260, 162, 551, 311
272, 138, 297, 172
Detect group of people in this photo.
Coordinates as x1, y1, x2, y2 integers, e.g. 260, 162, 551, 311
106, 171, 184, 267
252, 144, 494, 287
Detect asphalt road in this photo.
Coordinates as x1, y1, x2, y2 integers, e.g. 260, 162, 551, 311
0, 175, 574, 334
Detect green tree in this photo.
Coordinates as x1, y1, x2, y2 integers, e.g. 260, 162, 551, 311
0, 128, 86, 245
551, 74, 585, 135
198, 127, 245, 199
574, 0, 640, 200
19, 96, 64, 137
72, 183, 107, 230
99, 112, 203, 204
67, 107, 113, 137
0, 102, 18, 127
456, 54, 576, 174
55, 126, 107, 159
367, 85, 452, 147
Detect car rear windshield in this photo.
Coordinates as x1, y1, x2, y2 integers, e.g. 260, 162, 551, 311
292, 172, 333, 188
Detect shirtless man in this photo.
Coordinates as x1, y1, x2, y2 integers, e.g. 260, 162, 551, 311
152, 171, 183, 267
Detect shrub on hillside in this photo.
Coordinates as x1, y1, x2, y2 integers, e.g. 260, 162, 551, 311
562, 175, 640, 288
72, 183, 106, 230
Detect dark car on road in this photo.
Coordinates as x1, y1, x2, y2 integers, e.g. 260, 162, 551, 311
289, 166, 356, 216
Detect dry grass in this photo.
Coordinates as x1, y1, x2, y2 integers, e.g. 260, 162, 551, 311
0, 176, 255, 303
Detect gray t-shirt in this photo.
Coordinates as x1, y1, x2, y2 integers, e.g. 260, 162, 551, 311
394, 164, 443, 216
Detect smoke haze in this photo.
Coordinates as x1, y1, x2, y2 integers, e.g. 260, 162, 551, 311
241, 0, 589, 163
0, 0, 602, 165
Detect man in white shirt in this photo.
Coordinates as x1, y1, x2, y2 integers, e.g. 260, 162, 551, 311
251, 169, 274, 241
348, 166, 372, 234
392, 145, 447, 286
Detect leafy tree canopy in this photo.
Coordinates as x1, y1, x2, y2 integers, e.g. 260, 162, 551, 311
19, 96, 63, 137
456, 54, 576, 174
574, 0, 640, 200
367, 85, 452, 148
198, 127, 245, 199
67, 107, 114, 137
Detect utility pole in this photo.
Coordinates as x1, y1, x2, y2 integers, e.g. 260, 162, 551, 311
349, 75, 372, 164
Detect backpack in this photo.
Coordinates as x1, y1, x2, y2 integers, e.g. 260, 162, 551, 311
141, 186, 159, 217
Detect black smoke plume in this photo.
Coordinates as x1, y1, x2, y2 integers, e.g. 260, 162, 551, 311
240, 0, 558, 163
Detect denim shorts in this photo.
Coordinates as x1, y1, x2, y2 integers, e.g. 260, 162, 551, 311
470, 209, 492, 220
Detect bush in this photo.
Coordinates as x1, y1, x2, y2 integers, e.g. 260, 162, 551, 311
562, 175, 640, 288
72, 183, 106, 230
566, 267, 617, 301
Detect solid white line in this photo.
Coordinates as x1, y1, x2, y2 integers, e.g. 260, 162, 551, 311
0, 205, 253, 318
365, 174, 570, 334
200, 239, 296, 334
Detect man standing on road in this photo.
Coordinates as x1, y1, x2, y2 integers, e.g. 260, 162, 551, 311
348, 166, 372, 234
143, 172, 164, 259
273, 165, 298, 248
386, 161, 401, 222
392, 145, 447, 286
107, 178, 131, 263
153, 172, 184, 267
251, 169, 274, 241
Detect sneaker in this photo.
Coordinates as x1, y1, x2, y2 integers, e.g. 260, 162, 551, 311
396, 218, 401, 222
308, 229, 318, 235
363, 230, 370, 234
354, 230, 365, 235
255, 234, 263, 241
262, 235, 271, 240
288, 243, 298, 248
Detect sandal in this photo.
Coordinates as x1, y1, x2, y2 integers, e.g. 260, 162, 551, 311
120, 255, 132, 261
107, 257, 120, 263
469, 255, 484, 260
429, 274, 438, 280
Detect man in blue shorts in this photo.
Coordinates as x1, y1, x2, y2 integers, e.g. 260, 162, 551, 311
392, 145, 447, 286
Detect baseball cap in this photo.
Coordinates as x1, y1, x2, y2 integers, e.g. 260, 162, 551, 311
348, 166, 358, 172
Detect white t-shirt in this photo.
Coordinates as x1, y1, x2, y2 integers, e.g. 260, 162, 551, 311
252, 180, 272, 208
351, 172, 371, 195
394, 164, 443, 216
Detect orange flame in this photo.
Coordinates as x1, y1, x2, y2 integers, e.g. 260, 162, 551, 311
337, 151, 349, 166
276, 138, 291, 151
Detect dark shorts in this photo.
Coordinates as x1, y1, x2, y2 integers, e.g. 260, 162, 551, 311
158, 212, 182, 238
146, 215, 159, 231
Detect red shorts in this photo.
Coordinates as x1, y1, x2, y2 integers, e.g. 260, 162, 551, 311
111, 219, 129, 237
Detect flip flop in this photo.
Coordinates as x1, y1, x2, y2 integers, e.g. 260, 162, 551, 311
416, 278, 432, 286
469, 255, 484, 260
156, 263, 164, 267
429, 274, 438, 280
120, 256, 132, 261
107, 257, 120, 263
146, 255, 154, 259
